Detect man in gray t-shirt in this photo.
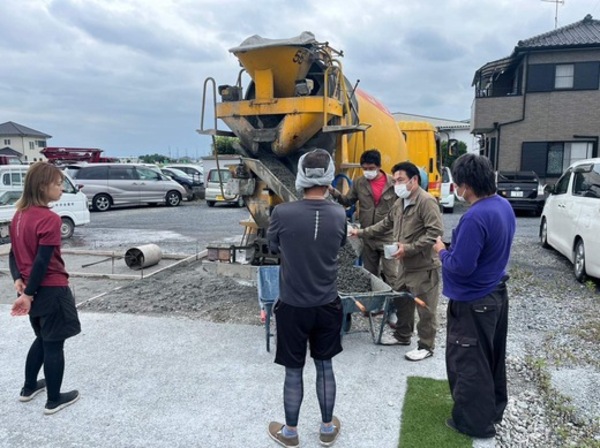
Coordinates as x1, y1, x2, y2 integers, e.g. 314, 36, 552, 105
267, 149, 346, 448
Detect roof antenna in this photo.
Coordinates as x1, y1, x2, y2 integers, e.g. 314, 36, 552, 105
541, 0, 565, 29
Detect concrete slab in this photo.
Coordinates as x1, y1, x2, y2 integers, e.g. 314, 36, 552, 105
0, 306, 450, 448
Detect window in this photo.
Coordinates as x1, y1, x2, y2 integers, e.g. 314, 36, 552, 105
135, 167, 161, 181
554, 169, 572, 194
108, 166, 136, 180
3, 139, 10, 145
36, 140, 45, 147
522, 141, 594, 177
555, 64, 574, 89
77, 166, 108, 180
62, 177, 77, 194
29, 142, 35, 150
527, 62, 600, 92
208, 169, 231, 182
1, 172, 26, 187
573, 164, 600, 199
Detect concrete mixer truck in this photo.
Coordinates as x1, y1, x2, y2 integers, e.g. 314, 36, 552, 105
199, 31, 408, 264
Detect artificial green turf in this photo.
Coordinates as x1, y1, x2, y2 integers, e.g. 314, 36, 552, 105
398, 376, 472, 448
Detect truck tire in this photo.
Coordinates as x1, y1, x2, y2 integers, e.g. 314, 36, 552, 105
207, 201, 215, 207
165, 191, 182, 207
93, 194, 112, 212
60, 217, 75, 239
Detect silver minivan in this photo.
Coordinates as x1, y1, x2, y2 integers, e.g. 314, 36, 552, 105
71, 163, 186, 211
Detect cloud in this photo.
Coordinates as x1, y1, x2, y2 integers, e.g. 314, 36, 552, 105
0, 0, 594, 156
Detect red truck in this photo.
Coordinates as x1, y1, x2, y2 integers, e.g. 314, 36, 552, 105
41, 147, 119, 164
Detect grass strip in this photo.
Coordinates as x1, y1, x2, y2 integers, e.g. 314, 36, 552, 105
399, 376, 471, 448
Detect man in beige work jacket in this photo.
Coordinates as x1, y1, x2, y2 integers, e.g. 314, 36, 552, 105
350, 161, 443, 361
329, 149, 398, 287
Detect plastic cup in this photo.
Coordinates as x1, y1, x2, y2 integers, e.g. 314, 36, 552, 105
384, 243, 398, 259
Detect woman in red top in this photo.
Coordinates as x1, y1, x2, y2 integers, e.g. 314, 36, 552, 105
10, 162, 81, 415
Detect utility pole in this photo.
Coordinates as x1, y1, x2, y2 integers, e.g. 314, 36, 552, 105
542, 0, 564, 29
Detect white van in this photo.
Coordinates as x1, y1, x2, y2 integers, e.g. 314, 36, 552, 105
540, 158, 600, 281
205, 168, 245, 207
0, 166, 90, 239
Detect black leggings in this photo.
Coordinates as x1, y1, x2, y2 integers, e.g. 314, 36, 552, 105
24, 337, 65, 402
283, 358, 336, 427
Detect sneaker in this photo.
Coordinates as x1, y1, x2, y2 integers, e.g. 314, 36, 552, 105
319, 416, 341, 446
379, 333, 411, 346
19, 379, 46, 402
267, 422, 299, 448
44, 390, 80, 415
405, 348, 433, 361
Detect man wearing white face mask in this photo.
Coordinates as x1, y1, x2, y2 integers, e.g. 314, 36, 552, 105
329, 149, 398, 288
350, 161, 443, 361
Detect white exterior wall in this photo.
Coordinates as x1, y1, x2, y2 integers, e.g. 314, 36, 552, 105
0, 135, 48, 162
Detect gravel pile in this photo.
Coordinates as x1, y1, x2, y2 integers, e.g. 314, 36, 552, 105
491, 235, 600, 446
79, 261, 261, 325
337, 244, 371, 293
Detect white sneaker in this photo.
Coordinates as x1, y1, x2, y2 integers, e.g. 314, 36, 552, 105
405, 348, 433, 361
379, 333, 410, 346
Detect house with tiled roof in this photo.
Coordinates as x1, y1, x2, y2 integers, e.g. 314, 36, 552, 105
0, 121, 52, 162
471, 14, 600, 182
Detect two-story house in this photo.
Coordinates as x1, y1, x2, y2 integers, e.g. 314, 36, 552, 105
0, 121, 51, 162
471, 14, 600, 183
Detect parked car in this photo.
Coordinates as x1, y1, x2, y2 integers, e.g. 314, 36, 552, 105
160, 167, 196, 200
440, 166, 455, 213
205, 168, 244, 207
497, 170, 545, 216
70, 163, 186, 211
540, 158, 600, 282
0, 174, 90, 239
165, 164, 204, 185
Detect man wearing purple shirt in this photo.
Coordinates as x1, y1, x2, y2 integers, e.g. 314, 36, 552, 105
433, 153, 516, 439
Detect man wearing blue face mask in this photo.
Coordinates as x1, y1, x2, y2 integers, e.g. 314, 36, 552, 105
350, 161, 443, 361
329, 149, 398, 289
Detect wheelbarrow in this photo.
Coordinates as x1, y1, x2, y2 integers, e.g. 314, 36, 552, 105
257, 265, 400, 351
338, 266, 398, 344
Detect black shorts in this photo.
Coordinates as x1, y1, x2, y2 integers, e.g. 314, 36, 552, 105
274, 297, 343, 368
29, 286, 81, 342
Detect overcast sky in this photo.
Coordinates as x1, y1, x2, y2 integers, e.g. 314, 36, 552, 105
1, 0, 598, 158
